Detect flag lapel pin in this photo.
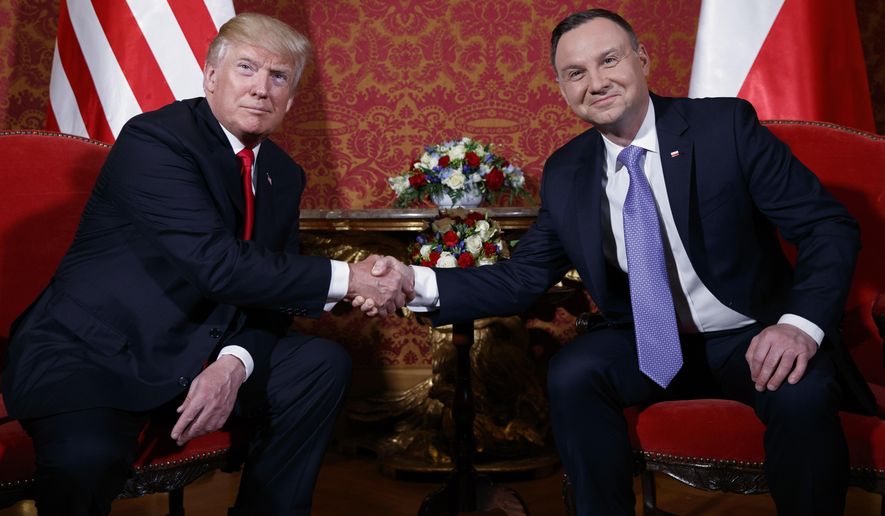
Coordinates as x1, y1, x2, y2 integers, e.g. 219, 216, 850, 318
670, 150, 680, 158
266, 173, 272, 186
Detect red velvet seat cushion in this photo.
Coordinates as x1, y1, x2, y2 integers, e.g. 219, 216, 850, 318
628, 385, 885, 470
0, 396, 234, 486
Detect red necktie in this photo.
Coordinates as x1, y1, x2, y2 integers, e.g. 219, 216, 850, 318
236, 148, 255, 240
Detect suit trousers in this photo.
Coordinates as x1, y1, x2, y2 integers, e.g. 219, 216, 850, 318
23, 332, 351, 516
547, 323, 847, 516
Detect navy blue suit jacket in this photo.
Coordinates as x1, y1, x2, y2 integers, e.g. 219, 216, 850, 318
433, 95, 874, 414
3, 98, 331, 419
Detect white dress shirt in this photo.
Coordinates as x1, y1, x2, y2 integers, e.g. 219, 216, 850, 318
410, 97, 823, 345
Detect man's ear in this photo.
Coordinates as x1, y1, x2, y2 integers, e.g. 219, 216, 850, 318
637, 44, 651, 76
203, 63, 217, 95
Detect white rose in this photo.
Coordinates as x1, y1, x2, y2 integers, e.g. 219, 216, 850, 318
436, 252, 457, 268
420, 244, 433, 260
507, 166, 525, 188
475, 145, 486, 158
388, 176, 410, 195
474, 219, 493, 240
443, 171, 466, 190
419, 152, 432, 166
464, 235, 483, 254
449, 144, 466, 161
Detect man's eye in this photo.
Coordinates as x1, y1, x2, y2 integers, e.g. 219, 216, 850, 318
603, 57, 619, 66
567, 70, 584, 81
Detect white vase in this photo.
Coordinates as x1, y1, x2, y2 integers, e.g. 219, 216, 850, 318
431, 184, 483, 208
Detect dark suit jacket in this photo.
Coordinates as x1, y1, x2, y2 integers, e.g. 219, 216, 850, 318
432, 94, 875, 414
3, 98, 332, 419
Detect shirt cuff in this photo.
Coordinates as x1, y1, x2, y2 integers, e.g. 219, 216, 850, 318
406, 265, 440, 312
218, 345, 254, 380
324, 259, 350, 311
777, 314, 825, 346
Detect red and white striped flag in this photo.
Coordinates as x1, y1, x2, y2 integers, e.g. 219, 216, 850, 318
689, 0, 875, 133
46, 0, 236, 143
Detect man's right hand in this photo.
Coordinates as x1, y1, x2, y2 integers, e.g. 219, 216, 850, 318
346, 255, 414, 317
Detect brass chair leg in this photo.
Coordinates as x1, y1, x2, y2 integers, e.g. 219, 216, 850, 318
641, 469, 656, 516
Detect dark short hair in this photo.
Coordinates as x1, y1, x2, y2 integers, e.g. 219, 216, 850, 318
550, 9, 639, 70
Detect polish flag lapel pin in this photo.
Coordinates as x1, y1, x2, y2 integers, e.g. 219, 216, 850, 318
670, 150, 680, 158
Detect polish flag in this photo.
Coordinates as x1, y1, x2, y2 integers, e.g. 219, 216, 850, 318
46, 0, 236, 143
689, 0, 875, 133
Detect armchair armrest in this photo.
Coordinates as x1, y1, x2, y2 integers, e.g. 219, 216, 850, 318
873, 293, 885, 342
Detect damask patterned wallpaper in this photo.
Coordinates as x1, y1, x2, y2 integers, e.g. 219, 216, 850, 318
1, 0, 883, 209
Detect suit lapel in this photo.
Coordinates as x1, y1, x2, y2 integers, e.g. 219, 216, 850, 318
653, 95, 694, 252
573, 132, 609, 307
252, 151, 280, 248
195, 100, 246, 219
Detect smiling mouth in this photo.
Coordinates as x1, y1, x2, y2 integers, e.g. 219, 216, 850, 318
591, 95, 617, 106
242, 106, 270, 114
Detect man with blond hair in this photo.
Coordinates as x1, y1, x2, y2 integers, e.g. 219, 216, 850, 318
2, 13, 410, 515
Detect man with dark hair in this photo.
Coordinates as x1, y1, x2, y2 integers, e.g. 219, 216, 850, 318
3, 12, 411, 516
368, 8, 873, 515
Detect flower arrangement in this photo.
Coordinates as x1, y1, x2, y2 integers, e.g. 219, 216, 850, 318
409, 209, 510, 268
389, 137, 530, 208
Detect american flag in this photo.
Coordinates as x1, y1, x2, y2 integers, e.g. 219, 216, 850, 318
46, 0, 235, 143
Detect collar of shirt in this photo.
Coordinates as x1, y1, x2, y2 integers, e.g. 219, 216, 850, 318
600, 97, 658, 177
218, 124, 262, 194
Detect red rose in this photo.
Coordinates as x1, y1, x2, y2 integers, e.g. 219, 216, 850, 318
483, 242, 498, 257
429, 251, 441, 265
442, 230, 460, 247
485, 168, 504, 190
465, 152, 481, 168
457, 253, 475, 268
438, 155, 451, 168
409, 173, 427, 188
465, 211, 483, 226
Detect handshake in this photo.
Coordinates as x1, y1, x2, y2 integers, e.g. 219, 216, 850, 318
345, 255, 416, 317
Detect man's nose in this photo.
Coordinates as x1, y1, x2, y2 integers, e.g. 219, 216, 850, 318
586, 70, 610, 95
250, 74, 269, 97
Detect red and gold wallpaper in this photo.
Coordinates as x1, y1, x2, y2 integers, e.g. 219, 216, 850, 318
2, 0, 883, 209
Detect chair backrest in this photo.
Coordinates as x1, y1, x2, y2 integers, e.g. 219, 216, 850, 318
0, 131, 109, 342
762, 121, 885, 385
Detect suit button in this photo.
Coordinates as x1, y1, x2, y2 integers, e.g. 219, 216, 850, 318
209, 328, 223, 339
178, 376, 190, 388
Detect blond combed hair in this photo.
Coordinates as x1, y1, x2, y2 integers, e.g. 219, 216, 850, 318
207, 12, 312, 86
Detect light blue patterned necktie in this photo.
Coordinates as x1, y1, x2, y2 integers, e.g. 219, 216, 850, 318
618, 145, 683, 388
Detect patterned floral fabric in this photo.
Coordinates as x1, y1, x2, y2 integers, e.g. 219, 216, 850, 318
2, 1, 881, 210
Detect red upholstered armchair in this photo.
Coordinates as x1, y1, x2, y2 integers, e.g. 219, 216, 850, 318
563, 120, 885, 515
0, 131, 241, 514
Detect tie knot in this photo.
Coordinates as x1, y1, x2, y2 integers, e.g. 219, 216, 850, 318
236, 148, 254, 171
617, 145, 645, 172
